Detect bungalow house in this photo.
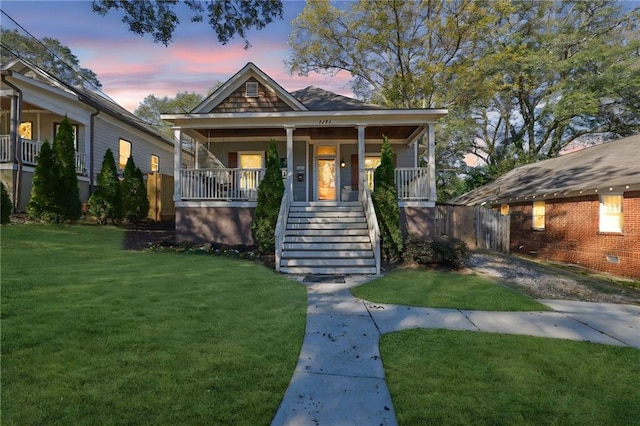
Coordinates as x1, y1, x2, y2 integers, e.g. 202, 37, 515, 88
162, 62, 448, 275
451, 134, 640, 279
1, 58, 181, 212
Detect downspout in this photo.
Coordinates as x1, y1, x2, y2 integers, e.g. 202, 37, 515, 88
89, 109, 100, 195
2, 71, 23, 212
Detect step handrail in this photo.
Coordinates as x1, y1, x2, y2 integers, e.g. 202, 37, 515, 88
274, 190, 290, 272
360, 178, 381, 276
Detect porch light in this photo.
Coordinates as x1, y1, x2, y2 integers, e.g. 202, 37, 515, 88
340, 158, 346, 168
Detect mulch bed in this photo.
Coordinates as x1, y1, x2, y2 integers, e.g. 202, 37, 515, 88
123, 220, 175, 250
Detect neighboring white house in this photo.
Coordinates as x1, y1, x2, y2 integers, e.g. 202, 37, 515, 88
1, 58, 186, 212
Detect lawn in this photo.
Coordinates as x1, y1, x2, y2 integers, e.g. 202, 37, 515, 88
381, 329, 640, 425
1, 224, 307, 425
351, 268, 549, 311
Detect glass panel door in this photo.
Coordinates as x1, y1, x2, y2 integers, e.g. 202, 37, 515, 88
316, 158, 336, 200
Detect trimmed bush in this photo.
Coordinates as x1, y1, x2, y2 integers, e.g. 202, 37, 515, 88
404, 234, 470, 269
89, 149, 123, 224
53, 117, 81, 220
252, 140, 284, 253
1, 182, 11, 224
122, 156, 149, 223
27, 141, 59, 222
373, 135, 403, 263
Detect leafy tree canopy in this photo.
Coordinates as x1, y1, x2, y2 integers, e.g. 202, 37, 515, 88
92, 0, 283, 47
0, 28, 102, 88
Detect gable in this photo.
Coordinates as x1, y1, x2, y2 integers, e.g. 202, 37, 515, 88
192, 62, 307, 113
210, 77, 295, 113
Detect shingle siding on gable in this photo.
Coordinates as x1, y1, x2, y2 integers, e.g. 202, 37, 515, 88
211, 78, 294, 113
507, 192, 640, 279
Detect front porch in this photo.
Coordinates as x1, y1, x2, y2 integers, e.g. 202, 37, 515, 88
0, 135, 88, 175
178, 166, 431, 203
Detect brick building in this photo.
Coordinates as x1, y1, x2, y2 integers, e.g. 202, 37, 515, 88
452, 135, 640, 279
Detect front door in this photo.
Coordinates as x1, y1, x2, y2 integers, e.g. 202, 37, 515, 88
315, 145, 337, 201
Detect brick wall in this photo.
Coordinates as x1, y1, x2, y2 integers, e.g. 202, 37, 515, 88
507, 191, 640, 279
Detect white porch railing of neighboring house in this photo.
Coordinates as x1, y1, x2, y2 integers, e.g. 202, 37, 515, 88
0, 136, 87, 175
181, 168, 265, 201
360, 174, 381, 276
395, 167, 430, 201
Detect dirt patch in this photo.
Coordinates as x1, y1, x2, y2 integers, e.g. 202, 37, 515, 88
123, 220, 175, 250
467, 250, 640, 305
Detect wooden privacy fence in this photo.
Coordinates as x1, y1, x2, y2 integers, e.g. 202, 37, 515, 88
435, 204, 510, 254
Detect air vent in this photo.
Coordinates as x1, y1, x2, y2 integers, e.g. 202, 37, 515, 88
606, 255, 620, 264
245, 82, 259, 98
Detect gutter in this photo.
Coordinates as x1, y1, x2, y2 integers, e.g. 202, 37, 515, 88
1, 70, 23, 212
89, 109, 100, 195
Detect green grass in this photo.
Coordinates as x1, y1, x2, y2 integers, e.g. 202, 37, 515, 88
1, 224, 307, 425
381, 329, 640, 425
352, 268, 548, 311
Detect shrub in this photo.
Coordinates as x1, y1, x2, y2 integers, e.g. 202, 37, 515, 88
1, 182, 11, 224
53, 117, 81, 220
27, 141, 59, 222
121, 156, 149, 223
252, 140, 284, 253
89, 149, 123, 224
404, 234, 470, 269
373, 135, 403, 263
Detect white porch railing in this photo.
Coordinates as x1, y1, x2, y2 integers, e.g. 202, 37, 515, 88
181, 168, 265, 201
0, 135, 10, 162
274, 189, 290, 272
0, 136, 87, 175
360, 175, 381, 276
395, 167, 430, 201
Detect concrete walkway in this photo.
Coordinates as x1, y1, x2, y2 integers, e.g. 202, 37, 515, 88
271, 277, 640, 426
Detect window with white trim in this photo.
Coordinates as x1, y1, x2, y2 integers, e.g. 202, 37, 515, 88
119, 139, 131, 170
533, 201, 545, 230
151, 154, 159, 172
245, 82, 259, 98
600, 194, 623, 233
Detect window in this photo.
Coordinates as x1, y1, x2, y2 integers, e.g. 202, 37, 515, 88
533, 201, 545, 230
151, 155, 159, 172
600, 194, 623, 233
245, 82, 259, 97
500, 204, 510, 216
119, 139, 131, 169
19, 121, 32, 139
54, 122, 79, 150
239, 151, 264, 191
364, 156, 381, 191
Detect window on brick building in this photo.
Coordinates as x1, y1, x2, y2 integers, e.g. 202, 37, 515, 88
600, 194, 623, 233
533, 201, 545, 230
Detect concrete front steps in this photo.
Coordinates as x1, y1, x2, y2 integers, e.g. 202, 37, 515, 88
279, 201, 378, 275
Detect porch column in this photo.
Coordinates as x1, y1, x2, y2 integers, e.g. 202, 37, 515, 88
413, 139, 419, 167
173, 128, 182, 202
285, 125, 294, 197
428, 123, 436, 201
357, 124, 366, 201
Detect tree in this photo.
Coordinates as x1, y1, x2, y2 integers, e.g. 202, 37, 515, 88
459, 0, 640, 167
122, 156, 149, 223
1, 182, 12, 224
288, 0, 502, 108
0, 29, 101, 88
252, 140, 284, 253
89, 149, 123, 224
27, 141, 58, 221
373, 136, 403, 263
53, 117, 82, 221
92, 0, 284, 47
135, 91, 204, 138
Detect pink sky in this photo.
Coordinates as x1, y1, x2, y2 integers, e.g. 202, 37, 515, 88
1, 1, 355, 112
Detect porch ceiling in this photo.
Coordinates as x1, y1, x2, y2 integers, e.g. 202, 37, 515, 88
192, 125, 421, 142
